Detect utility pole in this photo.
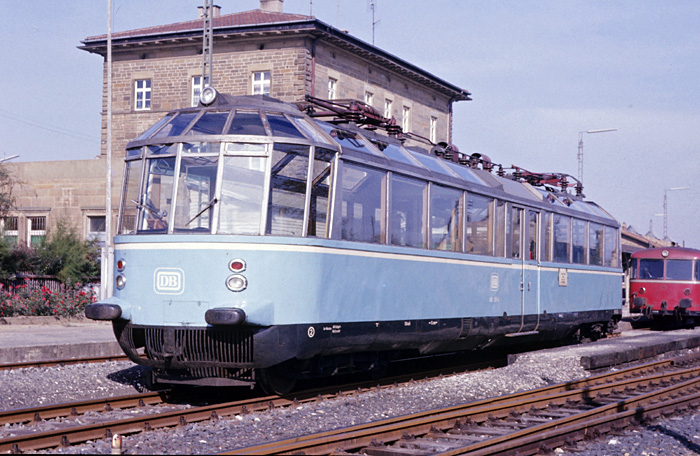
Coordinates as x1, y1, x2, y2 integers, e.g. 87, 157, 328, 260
577, 128, 616, 183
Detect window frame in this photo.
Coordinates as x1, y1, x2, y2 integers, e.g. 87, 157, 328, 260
134, 79, 152, 111
252, 71, 271, 96
327, 77, 337, 100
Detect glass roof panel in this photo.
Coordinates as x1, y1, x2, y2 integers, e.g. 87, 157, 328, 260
443, 161, 486, 185
373, 142, 420, 166
317, 123, 383, 157
227, 111, 267, 136
186, 112, 229, 136
408, 150, 457, 176
266, 114, 306, 138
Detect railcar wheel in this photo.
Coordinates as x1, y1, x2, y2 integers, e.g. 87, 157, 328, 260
258, 366, 296, 396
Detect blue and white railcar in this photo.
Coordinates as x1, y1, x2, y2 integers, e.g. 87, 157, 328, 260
87, 89, 622, 393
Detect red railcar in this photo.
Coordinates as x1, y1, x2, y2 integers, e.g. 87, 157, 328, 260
629, 247, 700, 324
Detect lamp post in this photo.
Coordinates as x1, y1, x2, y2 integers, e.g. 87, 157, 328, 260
662, 187, 689, 241
577, 128, 617, 183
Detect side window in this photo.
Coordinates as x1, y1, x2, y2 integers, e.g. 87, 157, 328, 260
542, 212, 552, 261
134, 79, 152, 111
494, 200, 506, 257
266, 144, 309, 236
552, 214, 570, 263
466, 194, 493, 256
604, 226, 619, 267
528, 210, 538, 261
341, 163, 385, 244
390, 174, 426, 248
510, 207, 522, 259
695, 260, 700, 281
429, 185, 462, 251
589, 223, 603, 266
307, 148, 333, 238
572, 219, 587, 264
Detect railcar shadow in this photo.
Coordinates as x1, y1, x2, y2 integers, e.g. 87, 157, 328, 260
106, 365, 151, 393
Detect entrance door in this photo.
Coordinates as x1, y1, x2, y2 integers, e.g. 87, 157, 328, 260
509, 207, 541, 335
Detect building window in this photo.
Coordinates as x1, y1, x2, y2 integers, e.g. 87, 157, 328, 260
252, 71, 271, 95
402, 106, 411, 132
384, 98, 393, 119
430, 116, 438, 143
328, 77, 337, 100
28, 216, 46, 248
134, 79, 151, 111
364, 91, 374, 106
1, 216, 18, 247
191, 76, 206, 107
87, 216, 106, 244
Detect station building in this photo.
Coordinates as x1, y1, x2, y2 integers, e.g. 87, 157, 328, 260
3, 0, 471, 249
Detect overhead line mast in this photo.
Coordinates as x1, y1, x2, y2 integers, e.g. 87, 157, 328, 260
202, 0, 214, 88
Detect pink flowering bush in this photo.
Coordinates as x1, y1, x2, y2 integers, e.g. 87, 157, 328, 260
0, 281, 97, 318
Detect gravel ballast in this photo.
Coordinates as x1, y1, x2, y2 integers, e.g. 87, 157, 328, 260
2, 339, 700, 454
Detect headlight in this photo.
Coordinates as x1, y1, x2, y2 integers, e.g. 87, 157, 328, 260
226, 274, 247, 292
200, 86, 218, 105
115, 274, 127, 289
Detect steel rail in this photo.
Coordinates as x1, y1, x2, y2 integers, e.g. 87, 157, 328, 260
221, 358, 691, 455
0, 354, 130, 371
0, 392, 164, 426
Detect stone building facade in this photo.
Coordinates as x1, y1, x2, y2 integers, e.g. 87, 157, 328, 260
4, 0, 470, 248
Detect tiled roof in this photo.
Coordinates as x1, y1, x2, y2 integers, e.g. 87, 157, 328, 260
84, 9, 313, 41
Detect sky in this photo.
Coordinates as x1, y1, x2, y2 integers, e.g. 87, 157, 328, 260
1, 0, 699, 248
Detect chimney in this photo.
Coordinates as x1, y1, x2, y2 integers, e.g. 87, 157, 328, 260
260, 0, 284, 13
198, 4, 221, 19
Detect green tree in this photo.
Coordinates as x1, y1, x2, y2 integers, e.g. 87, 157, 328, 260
0, 164, 14, 218
37, 219, 101, 283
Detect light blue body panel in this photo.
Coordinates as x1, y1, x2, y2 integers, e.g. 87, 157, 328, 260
112, 234, 621, 328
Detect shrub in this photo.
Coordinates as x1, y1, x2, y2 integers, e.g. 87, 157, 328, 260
0, 281, 96, 318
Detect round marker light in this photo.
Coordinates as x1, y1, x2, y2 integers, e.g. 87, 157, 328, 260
116, 259, 126, 271
662, 250, 669, 258
226, 274, 247, 292
200, 86, 218, 106
638, 287, 646, 295
685, 288, 691, 296
229, 259, 246, 273
115, 274, 127, 290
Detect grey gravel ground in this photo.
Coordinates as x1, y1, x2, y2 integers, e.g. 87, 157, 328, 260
2, 343, 700, 454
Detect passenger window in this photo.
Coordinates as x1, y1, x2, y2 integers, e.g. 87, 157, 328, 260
552, 214, 570, 263
542, 212, 553, 261
510, 207, 522, 259
589, 223, 603, 266
495, 200, 506, 257
666, 260, 692, 280
173, 156, 219, 232
341, 164, 385, 243
572, 219, 587, 264
695, 260, 700, 281
307, 148, 333, 237
639, 259, 663, 279
466, 194, 493, 256
528, 210, 538, 261
139, 157, 176, 233
218, 156, 267, 235
604, 226, 619, 267
430, 185, 463, 251
390, 175, 427, 248
266, 144, 309, 236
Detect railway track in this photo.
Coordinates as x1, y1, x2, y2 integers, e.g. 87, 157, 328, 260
0, 354, 503, 453
224, 353, 700, 455
0, 354, 130, 371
